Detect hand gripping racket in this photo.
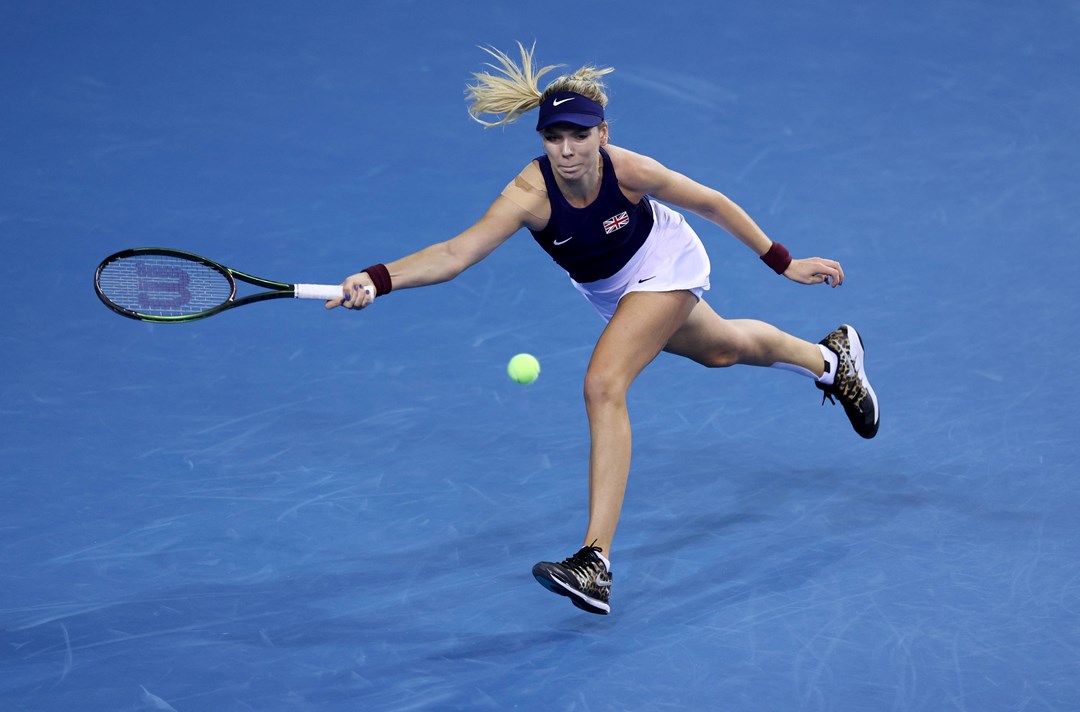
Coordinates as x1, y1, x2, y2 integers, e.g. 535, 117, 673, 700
94, 247, 371, 323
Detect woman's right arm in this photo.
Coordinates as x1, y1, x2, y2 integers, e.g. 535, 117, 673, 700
328, 193, 533, 310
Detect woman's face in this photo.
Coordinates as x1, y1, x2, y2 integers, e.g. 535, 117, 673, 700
540, 123, 609, 182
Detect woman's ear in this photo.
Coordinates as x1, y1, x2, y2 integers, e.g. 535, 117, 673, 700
599, 122, 610, 146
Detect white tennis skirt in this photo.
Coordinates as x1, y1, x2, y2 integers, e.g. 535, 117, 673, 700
571, 200, 711, 322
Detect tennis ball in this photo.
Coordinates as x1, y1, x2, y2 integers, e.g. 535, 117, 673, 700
507, 353, 540, 384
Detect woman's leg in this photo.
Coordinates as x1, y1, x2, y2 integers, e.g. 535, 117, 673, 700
663, 299, 826, 374
581, 290, 700, 555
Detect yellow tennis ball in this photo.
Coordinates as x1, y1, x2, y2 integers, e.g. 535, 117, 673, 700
507, 353, 540, 384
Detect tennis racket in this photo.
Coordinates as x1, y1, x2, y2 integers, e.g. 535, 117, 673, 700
94, 247, 370, 323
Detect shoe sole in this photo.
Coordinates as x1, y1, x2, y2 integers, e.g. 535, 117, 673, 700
532, 565, 610, 615
840, 324, 880, 438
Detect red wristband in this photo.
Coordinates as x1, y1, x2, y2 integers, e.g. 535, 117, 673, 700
760, 242, 792, 275
363, 263, 392, 296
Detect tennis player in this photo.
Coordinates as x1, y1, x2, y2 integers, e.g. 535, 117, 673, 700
328, 44, 879, 615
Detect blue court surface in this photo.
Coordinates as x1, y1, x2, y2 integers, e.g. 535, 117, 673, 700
3, 2, 1079, 710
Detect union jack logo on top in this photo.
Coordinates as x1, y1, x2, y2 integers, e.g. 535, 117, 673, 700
603, 211, 630, 234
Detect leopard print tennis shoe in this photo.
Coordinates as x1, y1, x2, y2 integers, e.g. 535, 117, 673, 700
533, 544, 612, 614
817, 324, 879, 439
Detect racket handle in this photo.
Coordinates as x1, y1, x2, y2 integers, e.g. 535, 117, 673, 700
294, 284, 374, 301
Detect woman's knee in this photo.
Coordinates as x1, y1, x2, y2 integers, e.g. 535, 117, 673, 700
705, 348, 741, 368
675, 331, 744, 368
583, 367, 630, 409
696, 321, 775, 368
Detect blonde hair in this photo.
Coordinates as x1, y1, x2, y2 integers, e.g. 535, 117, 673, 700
466, 42, 614, 128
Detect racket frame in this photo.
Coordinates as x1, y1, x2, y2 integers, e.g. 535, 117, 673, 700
94, 247, 338, 323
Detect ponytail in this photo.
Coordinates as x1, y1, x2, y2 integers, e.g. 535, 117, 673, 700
466, 42, 614, 128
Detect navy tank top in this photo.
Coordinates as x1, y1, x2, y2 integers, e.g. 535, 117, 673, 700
529, 147, 653, 283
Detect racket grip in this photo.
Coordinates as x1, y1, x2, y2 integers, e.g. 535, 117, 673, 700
294, 283, 374, 301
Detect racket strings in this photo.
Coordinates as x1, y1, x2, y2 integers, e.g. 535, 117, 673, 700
98, 254, 233, 317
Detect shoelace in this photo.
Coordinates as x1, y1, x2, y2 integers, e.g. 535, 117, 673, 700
560, 546, 604, 584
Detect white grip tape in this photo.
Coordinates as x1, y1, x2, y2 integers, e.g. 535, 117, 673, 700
294, 283, 344, 300
293, 283, 375, 301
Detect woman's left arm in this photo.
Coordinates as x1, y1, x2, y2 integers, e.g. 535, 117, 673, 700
612, 147, 844, 287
